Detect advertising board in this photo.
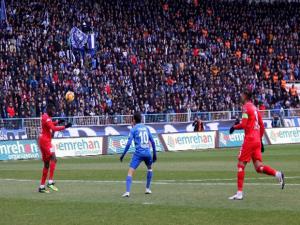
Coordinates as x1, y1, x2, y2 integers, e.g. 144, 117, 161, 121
162, 132, 216, 151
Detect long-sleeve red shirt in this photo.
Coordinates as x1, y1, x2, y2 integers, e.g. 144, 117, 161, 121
40, 113, 65, 142
234, 101, 264, 141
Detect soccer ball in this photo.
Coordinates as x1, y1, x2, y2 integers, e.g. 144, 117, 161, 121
65, 91, 75, 102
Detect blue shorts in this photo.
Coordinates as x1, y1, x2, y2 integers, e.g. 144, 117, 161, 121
129, 153, 152, 170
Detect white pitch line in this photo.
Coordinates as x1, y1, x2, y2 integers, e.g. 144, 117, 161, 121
158, 176, 300, 182
0, 178, 300, 186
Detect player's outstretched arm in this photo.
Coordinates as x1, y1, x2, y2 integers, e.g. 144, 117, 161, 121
47, 119, 68, 132
148, 130, 157, 163
53, 119, 65, 125
120, 130, 134, 162
234, 119, 247, 130
229, 116, 242, 134
234, 113, 248, 130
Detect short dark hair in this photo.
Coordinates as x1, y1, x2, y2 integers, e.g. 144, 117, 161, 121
243, 89, 253, 100
133, 112, 142, 124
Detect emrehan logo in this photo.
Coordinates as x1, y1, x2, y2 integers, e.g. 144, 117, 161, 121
53, 139, 101, 151
0, 141, 38, 155
167, 133, 213, 146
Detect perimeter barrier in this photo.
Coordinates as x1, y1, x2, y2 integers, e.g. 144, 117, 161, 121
1, 127, 300, 161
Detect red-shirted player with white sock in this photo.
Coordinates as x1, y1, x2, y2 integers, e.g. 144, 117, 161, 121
38, 103, 72, 193
229, 90, 285, 200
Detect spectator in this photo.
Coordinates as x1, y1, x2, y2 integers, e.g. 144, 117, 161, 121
7, 103, 15, 118
193, 117, 204, 132
289, 85, 297, 96
272, 114, 282, 128
0, 0, 299, 119
259, 102, 266, 111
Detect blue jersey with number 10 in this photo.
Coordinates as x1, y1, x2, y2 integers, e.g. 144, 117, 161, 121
127, 123, 154, 156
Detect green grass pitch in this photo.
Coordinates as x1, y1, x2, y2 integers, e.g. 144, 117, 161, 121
0, 144, 300, 225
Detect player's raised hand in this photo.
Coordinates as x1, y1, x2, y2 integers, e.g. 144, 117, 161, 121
229, 126, 235, 134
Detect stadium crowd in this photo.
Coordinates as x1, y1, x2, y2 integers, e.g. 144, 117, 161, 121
0, 0, 299, 118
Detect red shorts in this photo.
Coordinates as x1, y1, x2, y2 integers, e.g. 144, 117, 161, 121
38, 136, 53, 162
238, 141, 262, 163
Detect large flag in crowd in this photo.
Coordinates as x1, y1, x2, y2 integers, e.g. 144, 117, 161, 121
69, 27, 88, 49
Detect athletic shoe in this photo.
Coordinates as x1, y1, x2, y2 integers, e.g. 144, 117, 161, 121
279, 171, 285, 190
47, 182, 59, 192
228, 192, 243, 200
38, 187, 50, 193
145, 189, 152, 194
122, 192, 130, 197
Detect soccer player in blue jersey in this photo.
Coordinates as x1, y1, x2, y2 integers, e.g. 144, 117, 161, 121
120, 112, 157, 197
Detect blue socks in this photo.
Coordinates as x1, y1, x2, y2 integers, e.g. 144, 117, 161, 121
126, 176, 132, 193
126, 171, 153, 193
146, 170, 153, 189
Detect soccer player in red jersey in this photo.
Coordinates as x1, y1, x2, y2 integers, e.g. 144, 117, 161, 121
38, 103, 72, 193
229, 90, 285, 200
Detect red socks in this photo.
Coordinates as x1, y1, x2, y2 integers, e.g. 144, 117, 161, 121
257, 165, 276, 176
40, 160, 56, 186
49, 160, 57, 181
237, 164, 245, 192
40, 167, 48, 186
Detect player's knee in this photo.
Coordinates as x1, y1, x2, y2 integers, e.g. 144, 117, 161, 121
256, 166, 264, 173
128, 168, 135, 176
237, 164, 245, 172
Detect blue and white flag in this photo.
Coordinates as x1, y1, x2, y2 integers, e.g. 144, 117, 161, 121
69, 27, 88, 49
0, 0, 7, 22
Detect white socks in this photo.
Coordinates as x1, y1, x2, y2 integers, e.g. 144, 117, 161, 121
275, 171, 281, 179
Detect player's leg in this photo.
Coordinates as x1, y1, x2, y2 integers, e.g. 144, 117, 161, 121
122, 154, 141, 197
229, 161, 247, 200
253, 160, 285, 189
49, 154, 57, 183
229, 144, 251, 200
252, 142, 285, 189
122, 167, 135, 197
47, 153, 58, 191
144, 155, 153, 194
39, 160, 50, 193
237, 161, 247, 194
39, 142, 51, 193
